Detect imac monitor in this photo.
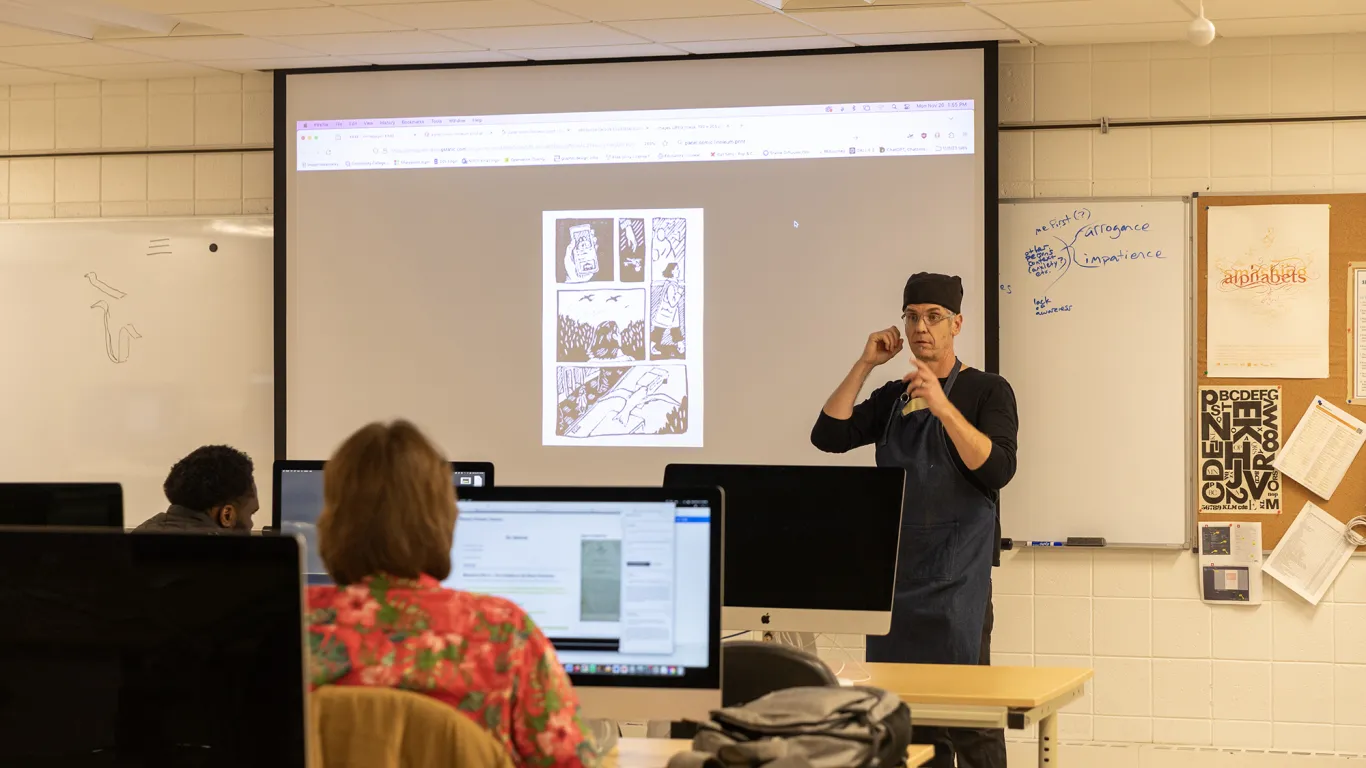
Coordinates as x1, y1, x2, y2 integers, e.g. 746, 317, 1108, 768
452, 486, 722, 722
0, 529, 307, 767
273, 459, 493, 583
0, 482, 123, 528
663, 463, 904, 635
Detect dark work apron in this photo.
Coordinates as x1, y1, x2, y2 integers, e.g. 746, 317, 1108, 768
866, 359, 996, 665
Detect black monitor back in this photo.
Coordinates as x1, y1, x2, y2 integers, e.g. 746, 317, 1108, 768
0, 482, 123, 528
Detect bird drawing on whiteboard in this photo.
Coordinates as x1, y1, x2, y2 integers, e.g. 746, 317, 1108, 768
84, 272, 126, 300
90, 300, 141, 364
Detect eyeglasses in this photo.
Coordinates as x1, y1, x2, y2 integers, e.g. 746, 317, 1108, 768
901, 310, 955, 328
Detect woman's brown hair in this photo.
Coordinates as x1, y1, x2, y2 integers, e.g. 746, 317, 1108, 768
317, 420, 456, 585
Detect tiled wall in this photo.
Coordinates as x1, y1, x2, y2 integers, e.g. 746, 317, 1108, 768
869, 32, 1366, 765
998, 35, 1366, 198
0, 73, 272, 219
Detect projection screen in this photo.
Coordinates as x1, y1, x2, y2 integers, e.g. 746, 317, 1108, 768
281, 44, 997, 484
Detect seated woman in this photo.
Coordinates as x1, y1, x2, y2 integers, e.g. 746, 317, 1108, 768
306, 420, 599, 767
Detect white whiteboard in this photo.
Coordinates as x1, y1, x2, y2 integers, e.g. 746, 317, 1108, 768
999, 199, 1191, 547
0, 218, 273, 528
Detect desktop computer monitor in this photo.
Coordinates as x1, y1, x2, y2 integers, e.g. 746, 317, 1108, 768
0, 482, 123, 528
452, 486, 723, 722
272, 459, 493, 583
663, 463, 905, 635
0, 529, 306, 767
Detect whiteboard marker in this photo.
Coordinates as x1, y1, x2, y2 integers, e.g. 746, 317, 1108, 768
1025, 541, 1066, 547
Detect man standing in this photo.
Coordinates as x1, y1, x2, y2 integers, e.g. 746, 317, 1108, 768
810, 272, 1017, 768
134, 445, 259, 533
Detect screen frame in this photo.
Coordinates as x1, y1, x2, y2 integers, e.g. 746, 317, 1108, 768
0, 527, 308, 765
0, 482, 124, 529
270, 459, 496, 531
454, 484, 724, 693
272, 41, 1002, 459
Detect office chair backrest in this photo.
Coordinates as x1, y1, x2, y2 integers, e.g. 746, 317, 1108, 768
722, 641, 840, 707
309, 686, 516, 768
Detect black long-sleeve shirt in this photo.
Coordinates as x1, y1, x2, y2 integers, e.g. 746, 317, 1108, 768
810, 367, 1019, 565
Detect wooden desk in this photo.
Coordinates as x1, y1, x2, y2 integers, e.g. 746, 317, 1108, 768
865, 663, 1093, 768
608, 738, 935, 768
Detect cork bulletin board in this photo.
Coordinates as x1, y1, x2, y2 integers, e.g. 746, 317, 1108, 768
1197, 193, 1366, 550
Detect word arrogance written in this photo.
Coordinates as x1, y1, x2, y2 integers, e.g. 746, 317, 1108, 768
1198, 386, 1281, 514
1022, 212, 1164, 317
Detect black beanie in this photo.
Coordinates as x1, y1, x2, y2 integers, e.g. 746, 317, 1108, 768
902, 273, 963, 313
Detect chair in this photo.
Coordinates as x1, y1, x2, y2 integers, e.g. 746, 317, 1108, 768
668, 640, 840, 739
309, 686, 516, 768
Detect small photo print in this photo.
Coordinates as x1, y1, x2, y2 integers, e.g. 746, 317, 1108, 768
651, 217, 687, 281
555, 365, 688, 438
556, 288, 647, 363
555, 218, 613, 284
618, 218, 645, 283
649, 280, 685, 361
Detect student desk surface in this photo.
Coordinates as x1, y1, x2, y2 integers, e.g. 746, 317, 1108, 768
864, 663, 1093, 768
607, 738, 935, 768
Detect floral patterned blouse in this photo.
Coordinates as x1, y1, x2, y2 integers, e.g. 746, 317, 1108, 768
307, 574, 600, 767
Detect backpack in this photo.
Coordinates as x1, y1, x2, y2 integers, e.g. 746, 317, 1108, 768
667, 686, 913, 768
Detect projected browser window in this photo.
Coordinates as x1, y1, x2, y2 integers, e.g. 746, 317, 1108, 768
294, 100, 975, 172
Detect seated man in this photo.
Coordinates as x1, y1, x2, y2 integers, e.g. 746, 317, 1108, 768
134, 445, 259, 533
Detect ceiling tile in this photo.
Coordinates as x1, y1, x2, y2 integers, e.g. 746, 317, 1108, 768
347, 1, 584, 29
439, 23, 646, 50
975, 0, 1189, 28
1177, 0, 1366, 17
611, 14, 824, 42
112, 0, 328, 10
843, 29, 1018, 45
1215, 16, 1366, 36
0, 44, 164, 68
672, 35, 853, 54
509, 43, 683, 60
51, 62, 232, 80
177, 8, 408, 36
533, 0, 769, 22
106, 35, 319, 60
353, 50, 524, 64
794, 6, 1006, 35
268, 31, 481, 55
0, 23, 84, 46
203, 55, 368, 71
0, 69, 97, 84
94, 22, 231, 40
1021, 22, 1189, 45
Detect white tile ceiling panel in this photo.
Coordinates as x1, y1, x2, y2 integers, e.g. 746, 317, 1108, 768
178, 8, 408, 36
439, 23, 646, 50
794, 6, 1007, 35
783, 0, 970, 8
53, 61, 230, 79
976, 0, 1190, 27
1176, 0, 1366, 17
1215, 16, 1366, 36
205, 55, 365, 71
347, 1, 584, 29
534, 0, 768, 22
611, 13, 824, 43
106, 35, 319, 60
509, 43, 683, 60
0, 23, 84, 46
114, 0, 325, 10
0, 43, 164, 67
1021, 21, 1189, 45
843, 29, 1019, 45
269, 31, 482, 55
353, 50, 523, 64
672, 34, 852, 53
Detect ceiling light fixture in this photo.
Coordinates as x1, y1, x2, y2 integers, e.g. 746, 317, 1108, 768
1187, 0, 1216, 46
